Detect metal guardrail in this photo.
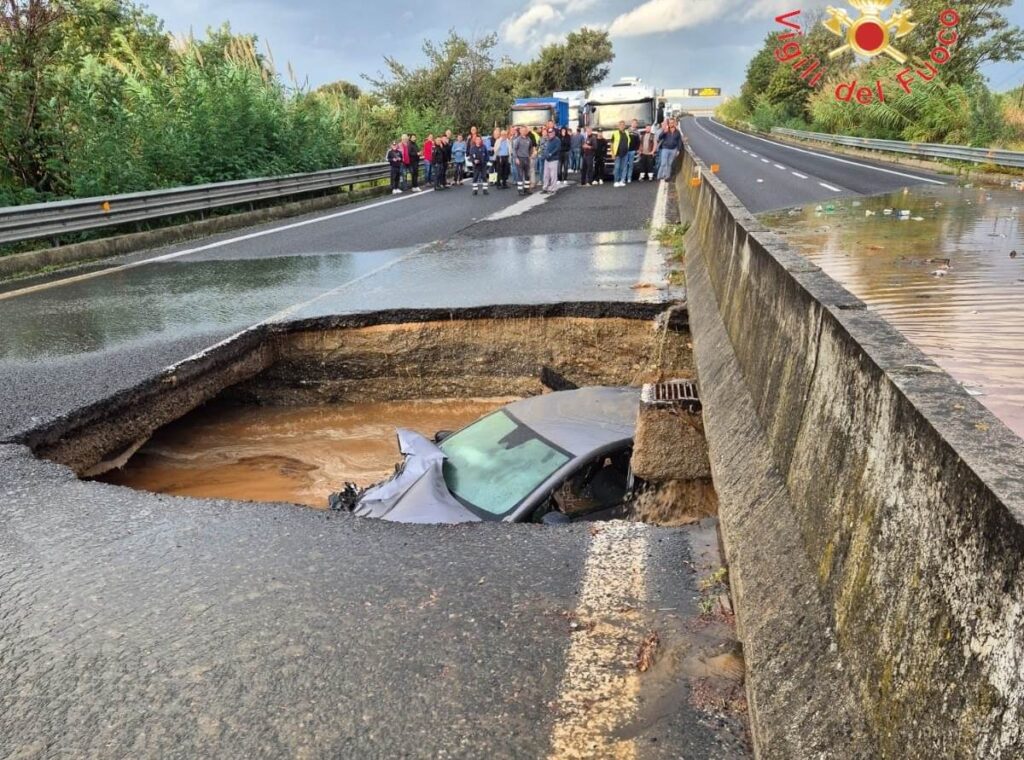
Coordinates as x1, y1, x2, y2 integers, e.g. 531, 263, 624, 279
771, 127, 1024, 169
0, 162, 391, 245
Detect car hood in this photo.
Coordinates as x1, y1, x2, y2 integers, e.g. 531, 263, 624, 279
350, 429, 482, 524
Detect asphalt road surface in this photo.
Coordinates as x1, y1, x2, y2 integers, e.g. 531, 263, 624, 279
681, 116, 947, 213
0, 178, 754, 757
0, 183, 661, 442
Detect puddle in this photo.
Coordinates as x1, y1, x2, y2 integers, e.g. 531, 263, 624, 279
760, 184, 1024, 437
99, 398, 511, 508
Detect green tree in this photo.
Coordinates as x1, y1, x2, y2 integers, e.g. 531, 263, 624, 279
521, 28, 614, 94
903, 0, 1024, 87
318, 80, 362, 100
364, 31, 518, 129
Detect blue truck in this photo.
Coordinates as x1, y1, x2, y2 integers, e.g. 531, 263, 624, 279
508, 97, 571, 130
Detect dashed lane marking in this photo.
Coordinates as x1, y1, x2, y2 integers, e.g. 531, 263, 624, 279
819, 182, 842, 192
704, 117, 946, 185
792, 172, 809, 179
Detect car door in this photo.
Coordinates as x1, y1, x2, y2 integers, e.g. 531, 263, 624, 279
528, 446, 634, 523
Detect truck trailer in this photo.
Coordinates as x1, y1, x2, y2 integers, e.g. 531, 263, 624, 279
508, 97, 571, 130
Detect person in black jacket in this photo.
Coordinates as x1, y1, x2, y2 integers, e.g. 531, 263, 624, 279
387, 142, 404, 194
433, 135, 449, 190
580, 127, 596, 186
408, 135, 421, 192
558, 127, 571, 183
468, 136, 489, 196
593, 130, 607, 185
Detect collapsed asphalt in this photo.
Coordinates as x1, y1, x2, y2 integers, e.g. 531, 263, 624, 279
0, 179, 754, 756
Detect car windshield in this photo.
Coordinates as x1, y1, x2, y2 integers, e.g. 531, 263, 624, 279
510, 108, 551, 126
590, 101, 653, 129
439, 411, 570, 516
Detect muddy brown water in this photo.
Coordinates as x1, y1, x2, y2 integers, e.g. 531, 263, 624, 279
100, 398, 513, 508
761, 184, 1024, 438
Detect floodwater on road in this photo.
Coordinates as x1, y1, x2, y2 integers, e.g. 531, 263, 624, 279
760, 184, 1024, 438
100, 398, 513, 507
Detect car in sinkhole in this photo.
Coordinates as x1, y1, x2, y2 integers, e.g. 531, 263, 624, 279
328, 387, 641, 524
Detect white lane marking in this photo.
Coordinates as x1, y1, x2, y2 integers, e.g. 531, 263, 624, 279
0, 188, 437, 302
819, 182, 842, 192
750, 153, 759, 158
642, 177, 670, 286
547, 522, 650, 759
483, 184, 565, 221
792, 172, 809, 179
761, 158, 770, 163
704, 117, 946, 185
774, 164, 786, 170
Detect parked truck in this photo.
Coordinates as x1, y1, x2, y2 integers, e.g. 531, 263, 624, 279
508, 97, 571, 130
582, 77, 664, 180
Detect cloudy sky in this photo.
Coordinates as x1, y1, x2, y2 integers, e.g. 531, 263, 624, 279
141, 0, 1024, 97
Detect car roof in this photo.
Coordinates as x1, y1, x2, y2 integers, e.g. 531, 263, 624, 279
503, 387, 640, 457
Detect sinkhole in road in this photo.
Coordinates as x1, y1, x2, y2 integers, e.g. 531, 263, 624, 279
25, 306, 715, 520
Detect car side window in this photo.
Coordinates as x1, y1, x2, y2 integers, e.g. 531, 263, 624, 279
550, 448, 632, 517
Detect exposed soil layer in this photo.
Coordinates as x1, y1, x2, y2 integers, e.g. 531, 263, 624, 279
23, 305, 692, 479
230, 316, 692, 405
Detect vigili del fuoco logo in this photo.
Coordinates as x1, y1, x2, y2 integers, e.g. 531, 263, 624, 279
773, 2, 961, 105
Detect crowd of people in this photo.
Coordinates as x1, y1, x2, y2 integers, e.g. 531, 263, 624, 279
385, 118, 684, 198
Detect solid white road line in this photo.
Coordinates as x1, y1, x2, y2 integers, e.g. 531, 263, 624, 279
705, 117, 946, 185
819, 182, 842, 192
641, 177, 669, 287
547, 523, 649, 759
0, 188, 437, 302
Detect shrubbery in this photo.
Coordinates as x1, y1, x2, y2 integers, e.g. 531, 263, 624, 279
716, 0, 1024, 148
1, 1, 615, 205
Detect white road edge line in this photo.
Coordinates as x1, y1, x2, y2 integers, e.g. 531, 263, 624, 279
704, 117, 946, 185
547, 522, 650, 759
0, 188, 437, 302
641, 177, 670, 286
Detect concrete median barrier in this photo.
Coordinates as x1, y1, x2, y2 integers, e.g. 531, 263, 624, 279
676, 146, 1024, 758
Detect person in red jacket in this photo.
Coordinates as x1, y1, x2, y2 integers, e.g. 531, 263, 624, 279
423, 134, 435, 184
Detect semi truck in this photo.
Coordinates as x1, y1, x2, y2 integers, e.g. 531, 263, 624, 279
508, 97, 571, 130
582, 77, 661, 132
582, 77, 664, 180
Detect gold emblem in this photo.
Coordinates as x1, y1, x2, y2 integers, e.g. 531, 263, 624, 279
823, 0, 916, 63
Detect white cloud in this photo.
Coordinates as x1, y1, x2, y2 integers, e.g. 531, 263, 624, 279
609, 0, 727, 38
502, 4, 564, 46
500, 0, 603, 47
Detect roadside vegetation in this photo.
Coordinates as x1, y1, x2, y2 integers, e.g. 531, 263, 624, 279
0, 1, 615, 206
717, 0, 1024, 148
656, 223, 689, 287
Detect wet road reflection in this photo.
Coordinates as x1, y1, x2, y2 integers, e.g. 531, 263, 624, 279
0, 251, 406, 361
100, 398, 512, 507
761, 185, 1024, 437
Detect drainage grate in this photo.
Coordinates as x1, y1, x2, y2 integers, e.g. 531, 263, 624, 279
641, 379, 702, 413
